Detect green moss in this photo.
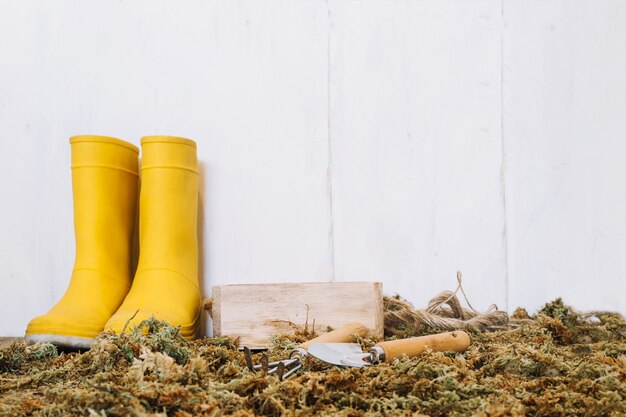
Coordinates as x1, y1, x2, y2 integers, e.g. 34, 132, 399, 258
0, 341, 57, 372
538, 298, 581, 328
1, 299, 625, 416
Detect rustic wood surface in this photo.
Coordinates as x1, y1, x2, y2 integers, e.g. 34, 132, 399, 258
211, 282, 384, 349
0, 337, 21, 349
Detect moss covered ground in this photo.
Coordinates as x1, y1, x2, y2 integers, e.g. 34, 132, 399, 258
1, 298, 625, 417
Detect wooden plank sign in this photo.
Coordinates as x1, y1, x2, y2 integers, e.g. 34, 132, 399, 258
210, 282, 384, 349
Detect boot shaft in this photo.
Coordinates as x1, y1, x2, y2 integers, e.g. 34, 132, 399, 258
137, 136, 198, 287
70, 135, 139, 283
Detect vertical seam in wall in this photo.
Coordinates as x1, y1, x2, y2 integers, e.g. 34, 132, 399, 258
500, 0, 509, 311
326, 0, 336, 282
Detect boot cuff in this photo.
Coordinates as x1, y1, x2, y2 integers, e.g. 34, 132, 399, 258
141, 136, 196, 148
70, 135, 139, 153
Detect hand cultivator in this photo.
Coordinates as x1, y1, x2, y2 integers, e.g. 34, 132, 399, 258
243, 322, 367, 379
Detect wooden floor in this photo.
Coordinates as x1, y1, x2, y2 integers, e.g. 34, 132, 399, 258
0, 337, 22, 349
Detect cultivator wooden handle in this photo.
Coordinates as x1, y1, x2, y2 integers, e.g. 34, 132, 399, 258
376, 330, 470, 362
299, 322, 367, 350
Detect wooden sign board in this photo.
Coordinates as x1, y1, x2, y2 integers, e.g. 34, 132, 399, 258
210, 282, 384, 349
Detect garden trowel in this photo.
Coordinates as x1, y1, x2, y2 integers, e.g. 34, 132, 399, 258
308, 330, 471, 367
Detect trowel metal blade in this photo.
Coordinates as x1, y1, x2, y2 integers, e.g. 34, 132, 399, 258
339, 353, 372, 368
308, 343, 366, 366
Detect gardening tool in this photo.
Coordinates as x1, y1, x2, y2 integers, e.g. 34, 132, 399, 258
105, 136, 201, 339
244, 322, 367, 380
25, 135, 139, 349
308, 330, 470, 367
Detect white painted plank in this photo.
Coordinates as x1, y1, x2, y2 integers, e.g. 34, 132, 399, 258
0, 0, 76, 338
503, 0, 626, 313
329, 0, 508, 311
2, 0, 626, 338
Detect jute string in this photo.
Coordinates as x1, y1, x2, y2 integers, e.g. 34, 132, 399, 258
384, 272, 509, 335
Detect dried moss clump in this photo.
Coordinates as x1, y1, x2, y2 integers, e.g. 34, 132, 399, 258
1, 301, 626, 416
0, 342, 57, 372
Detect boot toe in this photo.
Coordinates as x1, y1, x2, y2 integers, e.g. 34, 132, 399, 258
105, 304, 200, 339
25, 313, 101, 348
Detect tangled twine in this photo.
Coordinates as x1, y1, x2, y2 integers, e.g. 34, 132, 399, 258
384, 272, 509, 336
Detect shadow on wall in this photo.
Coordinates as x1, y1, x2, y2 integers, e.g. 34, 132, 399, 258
197, 160, 209, 337
131, 158, 142, 279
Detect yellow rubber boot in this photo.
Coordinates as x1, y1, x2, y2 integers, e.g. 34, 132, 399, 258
25, 135, 139, 348
105, 136, 201, 339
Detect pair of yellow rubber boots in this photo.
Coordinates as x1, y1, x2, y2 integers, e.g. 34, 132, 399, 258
25, 135, 201, 348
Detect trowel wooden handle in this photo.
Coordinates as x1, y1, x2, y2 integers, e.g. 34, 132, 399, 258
299, 322, 368, 350
377, 331, 470, 362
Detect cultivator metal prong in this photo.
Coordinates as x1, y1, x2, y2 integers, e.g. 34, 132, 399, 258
282, 363, 302, 379
243, 347, 256, 372
243, 349, 307, 380
276, 361, 285, 380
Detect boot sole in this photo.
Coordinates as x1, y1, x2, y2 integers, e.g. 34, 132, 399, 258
25, 333, 94, 349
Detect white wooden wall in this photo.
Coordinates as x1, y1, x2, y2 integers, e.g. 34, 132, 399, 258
1, 0, 625, 336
